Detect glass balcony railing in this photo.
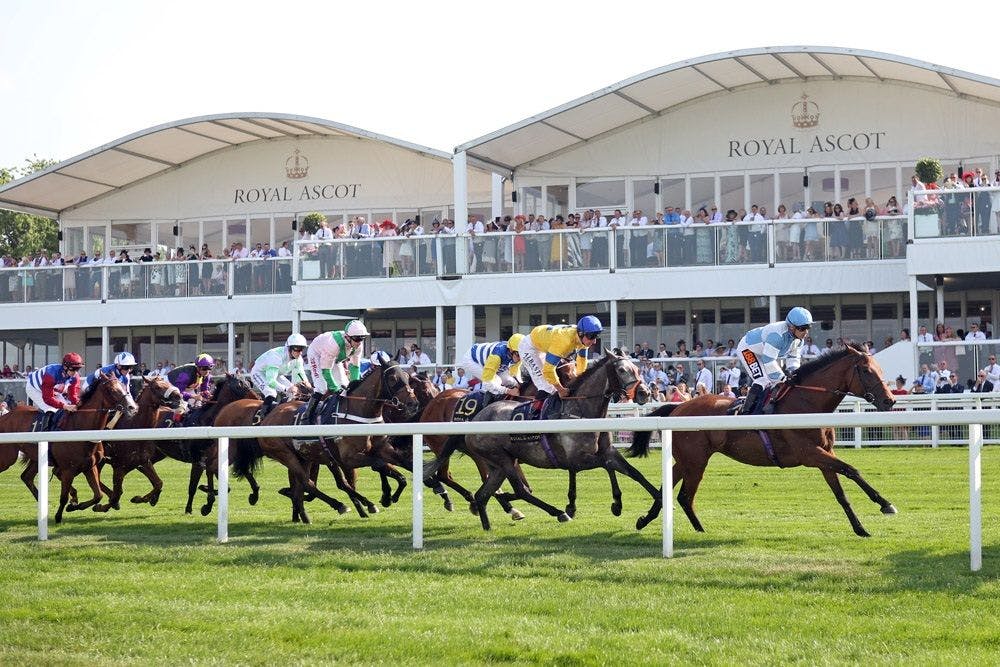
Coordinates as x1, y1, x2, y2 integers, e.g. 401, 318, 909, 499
0, 258, 291, 304
909, 184, 1000, 239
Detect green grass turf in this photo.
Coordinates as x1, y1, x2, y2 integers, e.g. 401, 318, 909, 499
0, 445, 998, 665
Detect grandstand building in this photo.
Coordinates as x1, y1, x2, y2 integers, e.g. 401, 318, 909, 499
1, 47, 998, 397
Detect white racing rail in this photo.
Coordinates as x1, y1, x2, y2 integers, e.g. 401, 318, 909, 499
1, 409, 997, 570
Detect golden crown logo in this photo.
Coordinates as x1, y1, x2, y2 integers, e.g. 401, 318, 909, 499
285, 149, 309, 179
791, 94, 820, 129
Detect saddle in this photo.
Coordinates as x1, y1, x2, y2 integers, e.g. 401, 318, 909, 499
451, 392, 488, 423
31, 410, 64, 432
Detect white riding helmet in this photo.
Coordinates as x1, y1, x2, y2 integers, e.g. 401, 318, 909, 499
370, 350, 392, 366
114, 352, 137, 367
286, 333, 308, 349
344, 320, 369, 338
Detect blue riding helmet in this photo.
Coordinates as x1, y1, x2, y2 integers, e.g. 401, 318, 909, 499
786, 307, 814, 328
577, 315, 603, 336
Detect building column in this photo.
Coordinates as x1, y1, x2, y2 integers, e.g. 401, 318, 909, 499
935, 277, 945, 326
455, 305, 475, 367
435, 306, 445, 367
227, 322, 236, 372
453, 151, 469, 274
609, 300, 619, 352
485, 306, 500, 342
292, 310, 301, 334
769, 295, 778, 323
101, 326, 110, 365
491, 173, 503, 221
909, 275, 920, 378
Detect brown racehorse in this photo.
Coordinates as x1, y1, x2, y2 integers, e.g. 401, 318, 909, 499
93, 375, 184, 512
0, 372, 138, 523
628, 342, 898, 537
233, 359, 419, 524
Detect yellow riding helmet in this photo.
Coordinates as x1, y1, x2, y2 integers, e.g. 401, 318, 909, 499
507, 333, 524, 351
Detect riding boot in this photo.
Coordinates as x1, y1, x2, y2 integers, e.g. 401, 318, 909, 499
532, 391, 549, 420
740, 384, 765, 416
261, 394, 275, 415
302, 392, 323, 423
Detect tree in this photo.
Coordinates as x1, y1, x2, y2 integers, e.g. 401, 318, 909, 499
0, 156, 60, 260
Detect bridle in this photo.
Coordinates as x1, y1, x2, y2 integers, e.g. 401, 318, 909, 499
561, 358, 646, 404
340, 365, 417, 413
786, 358, 888, 406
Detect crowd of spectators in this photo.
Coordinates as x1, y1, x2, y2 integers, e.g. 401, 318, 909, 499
911, 168, 1000, 236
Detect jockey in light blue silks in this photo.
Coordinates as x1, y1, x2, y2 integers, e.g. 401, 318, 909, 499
735, 307, 812, 415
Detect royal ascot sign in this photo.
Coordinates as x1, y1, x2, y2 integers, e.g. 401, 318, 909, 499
232, 149, 361, 204
727, 94, 886, 159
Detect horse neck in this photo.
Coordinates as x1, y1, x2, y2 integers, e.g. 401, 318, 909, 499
789, 359, 856, 413
345, 370, 383, 419
66, 385, 114, 430
568, 368, 612, 417
129, 389, 163, 428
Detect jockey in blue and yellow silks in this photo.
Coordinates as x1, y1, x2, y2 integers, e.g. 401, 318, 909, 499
459, 333, 523, 406
518, 316, 602, 402
736, 306, 811, 415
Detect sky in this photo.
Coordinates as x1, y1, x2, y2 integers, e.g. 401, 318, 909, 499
3, 0, 1000, 171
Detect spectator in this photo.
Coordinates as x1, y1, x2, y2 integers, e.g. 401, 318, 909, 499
965, 323, 987, 341
802, 336, 820, 357
693, 359, 713, 393
915, 363, 936, 394
719, 384, 736, 399
453, 367, 470, 389
0, 401, 7, 416
983, 354, 1000, 388
971, 370, 994, 393
408, 345, 431, 366
821, 338, 834, 355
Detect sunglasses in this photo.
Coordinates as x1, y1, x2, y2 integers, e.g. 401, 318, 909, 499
794, 325, 811, 332
288, 346, 305, 353
66, 365, 83, 371
349, 336, 366, 343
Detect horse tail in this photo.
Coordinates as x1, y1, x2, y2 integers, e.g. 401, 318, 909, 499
423, 434, 463, 483
628, 403, 679, 458
232, 438, 263, 480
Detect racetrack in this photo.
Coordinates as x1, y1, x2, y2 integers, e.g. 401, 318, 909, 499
0, 447, 998, 664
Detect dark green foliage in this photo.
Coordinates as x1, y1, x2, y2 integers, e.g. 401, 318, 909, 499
0, 157, 60, 260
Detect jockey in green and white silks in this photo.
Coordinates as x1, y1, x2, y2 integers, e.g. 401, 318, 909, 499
249, 333, 310, 411
302, 320, 369, 422
735, 306, 812, 415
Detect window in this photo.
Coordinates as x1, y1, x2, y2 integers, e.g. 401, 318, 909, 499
632, 180, 655, 217
720, 175, 744, 215
748, 173, 775, 213
576, 179, 625, 209
870, 167, 897, 211
778, 171, 805, 214
547, 185, 569, 219
659, 177, 685, 211
690, 177, 713, 213
521, 186, 543, 215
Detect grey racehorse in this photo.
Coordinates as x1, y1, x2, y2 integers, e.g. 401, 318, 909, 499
463, 349, 660, 531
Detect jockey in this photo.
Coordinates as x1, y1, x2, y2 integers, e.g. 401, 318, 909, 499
249, 333, 310, 413
736, 306, 811, 415
303, 319, 369, 422
459, 333, 523, 407
26, 353, 84, 429
81, 351, 136, 394
519, 316, 601, 413
167, 353, 216, 409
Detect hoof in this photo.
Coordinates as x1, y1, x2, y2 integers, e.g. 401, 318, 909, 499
366, 505, 379, 514
510, 508, 525, 521
92, 505, 109, 513
882, 504, 898, 515
611, 502, 623, 517
557, 512, 572, 523
147, 495, 159, 508
468, 502, 478, 515
130, 495, 145, 504
337, 505, 351, 515
66, 503, 80, 513
200, 505, 212, 517
442, 498, 454, 512
565, 506, 576, 519
380, 497, 392, 508
248, 492, 259, 506
277, 488, 292, 499
636, 516, 650, 531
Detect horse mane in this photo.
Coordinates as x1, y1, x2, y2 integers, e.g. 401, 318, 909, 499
78, 373, 101, 404
210, 377, 226, 401
789, 340, 867, 383
566, 354, 613, 392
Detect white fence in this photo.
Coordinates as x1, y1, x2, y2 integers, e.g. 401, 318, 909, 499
1, 409, 998, 571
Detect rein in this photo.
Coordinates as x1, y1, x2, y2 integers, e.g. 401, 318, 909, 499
786, 366, 879, 403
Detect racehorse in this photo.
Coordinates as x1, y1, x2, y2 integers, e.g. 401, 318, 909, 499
461, 349, 659, 531
628, 341, 898, 537
0, 372, 138, 522
153, 374, 260, 515
93, 374, 184, 512
233, 359, 419, 524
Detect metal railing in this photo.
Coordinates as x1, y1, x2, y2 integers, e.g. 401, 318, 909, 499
0, 258, 292, 304
2, 409, 997, 570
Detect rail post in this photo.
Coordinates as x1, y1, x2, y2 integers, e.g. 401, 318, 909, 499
970, 424, 982, 572
413, 434, 424, 550
661, 429, 673, 558
38, 440, 48, 541
218, 436, 229, 544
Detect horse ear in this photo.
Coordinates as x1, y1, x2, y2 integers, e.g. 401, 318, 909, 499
603, 347, 613, 357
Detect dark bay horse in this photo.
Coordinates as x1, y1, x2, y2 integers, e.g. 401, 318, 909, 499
233, 359, 419, 524
93, 375, 184, 512
0, 372, 138, 522
628, 341, 898, 537
462, 349, 659, 531
152, 374, 260, 515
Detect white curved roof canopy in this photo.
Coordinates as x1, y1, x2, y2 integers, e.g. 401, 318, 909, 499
0, 113, 453, 217
457, 46, 1000, 172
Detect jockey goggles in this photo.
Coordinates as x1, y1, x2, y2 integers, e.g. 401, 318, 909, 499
348, 335, 366, 343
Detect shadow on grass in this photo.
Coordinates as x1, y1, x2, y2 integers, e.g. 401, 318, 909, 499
884, 546, 1000, 591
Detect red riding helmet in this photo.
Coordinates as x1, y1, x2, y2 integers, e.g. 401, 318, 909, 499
62, 352, 84, 368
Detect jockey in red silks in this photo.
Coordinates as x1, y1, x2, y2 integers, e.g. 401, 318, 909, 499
26, 353, 84, 428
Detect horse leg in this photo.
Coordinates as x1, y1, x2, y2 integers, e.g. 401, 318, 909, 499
503, 463, 571, 523
375, 466, 394, 507
133, 463, 164, 507
371, 462, 406, 506
184, 462, 203, 514
472, 467, 508, 531
814, 450, 897, 515
72, 463, 105, 513
473, 457, 524, 520
607, 469, 623, 517
54, 470, 72, 523
94, 464, 127, 512
820, 469, 870, 537
329, 462, 378, 516
245, 470, 260, 506
566, 471, 577, 519
200, 454, 218, 516
296, 467, 350, 516
20, 458, 39, 501
605, 449, 687, 532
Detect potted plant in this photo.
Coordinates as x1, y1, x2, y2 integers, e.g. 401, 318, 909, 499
913, 158, 943, 237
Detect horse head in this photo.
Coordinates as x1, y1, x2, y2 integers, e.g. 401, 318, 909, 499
93, 371, 139, 419
217, 373, 258, 404
141, 374, 184, 412
378, 362, 420, 419
409, 371, 439, 407
845, 345, 896, 411
603, 348, 650, 405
